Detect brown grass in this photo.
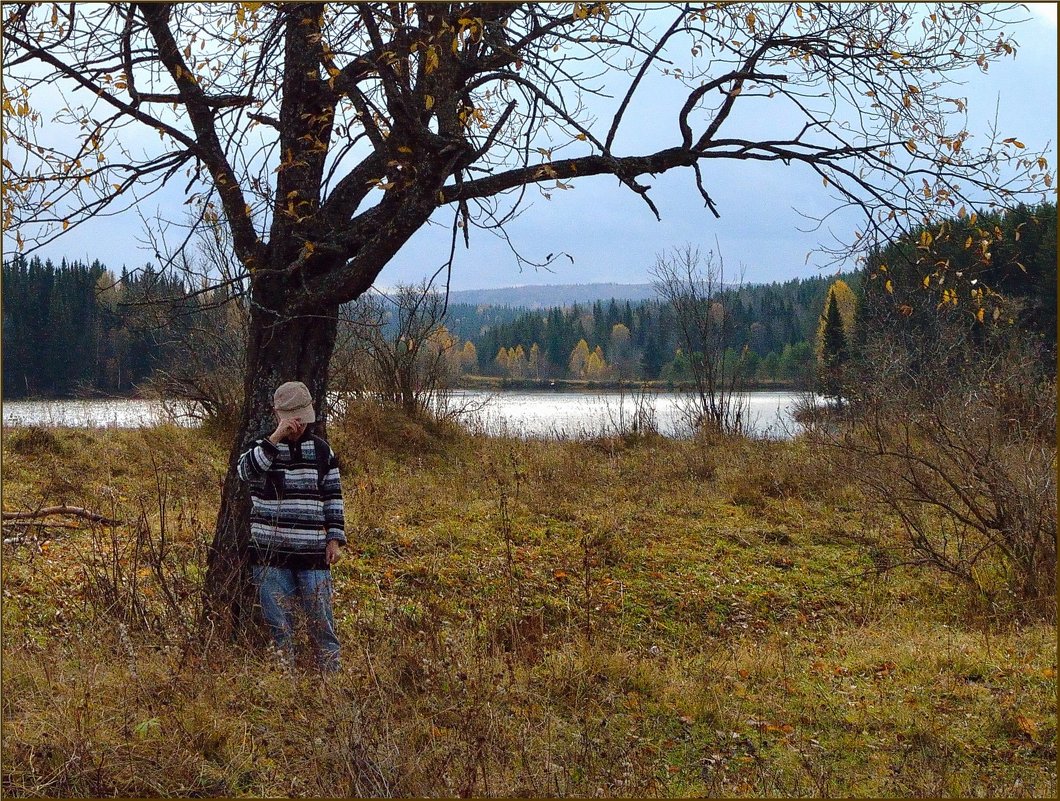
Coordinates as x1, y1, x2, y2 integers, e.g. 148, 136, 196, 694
1, 418, 1055, 797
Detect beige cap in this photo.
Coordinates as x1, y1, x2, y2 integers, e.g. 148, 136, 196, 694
273, 381, 316, 423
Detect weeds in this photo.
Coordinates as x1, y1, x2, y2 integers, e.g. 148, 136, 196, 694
1, 421, 1056, 797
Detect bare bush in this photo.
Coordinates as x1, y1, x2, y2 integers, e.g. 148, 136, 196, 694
651, 245, 750, 437
137, 220, 248, 435
810, 336, 1056, 620
332, 281, 459, 419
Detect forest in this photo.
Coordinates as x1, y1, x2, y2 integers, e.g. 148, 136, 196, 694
4, 201, 1054, 399
2, 256, 845, 398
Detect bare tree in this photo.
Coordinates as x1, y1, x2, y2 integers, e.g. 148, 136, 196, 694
334, 281, 458, 418
651, 244, 749, 435
3, 2, 1050, 630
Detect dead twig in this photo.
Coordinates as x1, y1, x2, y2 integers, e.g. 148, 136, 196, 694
2, 505, 124, 526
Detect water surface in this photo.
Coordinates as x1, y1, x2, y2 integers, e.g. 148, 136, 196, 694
3, 390, 805, 439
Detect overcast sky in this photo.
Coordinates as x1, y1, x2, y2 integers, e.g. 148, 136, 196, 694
8, 3, 1057, 290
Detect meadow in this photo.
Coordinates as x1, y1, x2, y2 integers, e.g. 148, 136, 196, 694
1, 407, 1055, 797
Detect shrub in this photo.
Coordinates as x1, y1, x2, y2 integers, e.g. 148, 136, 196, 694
6, 426, 66, 456
811, 341, 1057, 621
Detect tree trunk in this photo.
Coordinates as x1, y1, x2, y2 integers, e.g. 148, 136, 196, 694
204, 294, 339, 636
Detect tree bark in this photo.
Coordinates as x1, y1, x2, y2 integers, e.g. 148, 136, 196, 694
204, 287, 339, 636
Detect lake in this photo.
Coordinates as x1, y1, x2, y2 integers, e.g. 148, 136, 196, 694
1, 390, 806, 439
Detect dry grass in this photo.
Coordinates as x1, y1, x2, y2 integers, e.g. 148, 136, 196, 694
1, 418, 1055, 797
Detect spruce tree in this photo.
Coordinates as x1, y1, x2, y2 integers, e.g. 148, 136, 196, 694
819, 289, 849, 401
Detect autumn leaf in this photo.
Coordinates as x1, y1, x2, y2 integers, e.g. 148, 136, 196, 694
1014, 714, 1038, 741
424, 45, 439, 75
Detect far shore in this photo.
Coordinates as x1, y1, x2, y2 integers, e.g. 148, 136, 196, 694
3, 377, 807, 403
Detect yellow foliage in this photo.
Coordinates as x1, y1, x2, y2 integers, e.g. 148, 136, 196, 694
815, 279, 856, 361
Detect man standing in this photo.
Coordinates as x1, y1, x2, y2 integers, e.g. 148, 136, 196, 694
237, 380, 346, 671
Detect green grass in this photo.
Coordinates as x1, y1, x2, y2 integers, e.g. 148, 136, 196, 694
1, 417, 1055, 797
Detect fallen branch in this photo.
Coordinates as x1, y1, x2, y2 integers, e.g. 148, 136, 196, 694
2, 505, 123, 526
2, 521, 85, 530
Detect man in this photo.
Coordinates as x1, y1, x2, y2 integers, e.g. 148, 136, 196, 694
237, 380, 346, 671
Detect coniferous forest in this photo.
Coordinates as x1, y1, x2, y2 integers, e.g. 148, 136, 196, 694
2, 255, 841, 398
3, 201, 1054, 399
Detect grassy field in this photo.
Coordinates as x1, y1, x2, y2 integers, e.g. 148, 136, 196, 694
1, 411, 1055, 797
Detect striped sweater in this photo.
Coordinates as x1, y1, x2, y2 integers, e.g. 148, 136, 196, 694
237, 431, 346, 570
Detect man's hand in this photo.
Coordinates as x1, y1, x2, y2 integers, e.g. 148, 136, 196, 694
268, 416, 304, 445
325, 539, 342, 566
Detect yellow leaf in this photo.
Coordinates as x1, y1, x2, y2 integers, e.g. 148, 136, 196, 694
424, 95, 434, 110
575, 133, 587, 141
964, 236, 973, 249
922, 275, 930, 288
62, 219, 69, 230
976, 307, 985, 323
885, 279, 893, 294
424, 46, 439, 74
1015, 714, 1038, 740
745, 12, 756, 29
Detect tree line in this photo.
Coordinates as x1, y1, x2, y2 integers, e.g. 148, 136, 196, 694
5, 196, 1052, 402
1, 258, 201, 398
2, 253, 849, 399
470, 275, 847, 384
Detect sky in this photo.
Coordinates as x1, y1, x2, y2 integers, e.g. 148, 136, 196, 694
6, 3, 1058, 291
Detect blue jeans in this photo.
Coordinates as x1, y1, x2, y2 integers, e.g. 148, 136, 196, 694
251, 565, 341, 671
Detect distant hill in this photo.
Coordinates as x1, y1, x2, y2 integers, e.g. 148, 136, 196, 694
448, 282, 659, 308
